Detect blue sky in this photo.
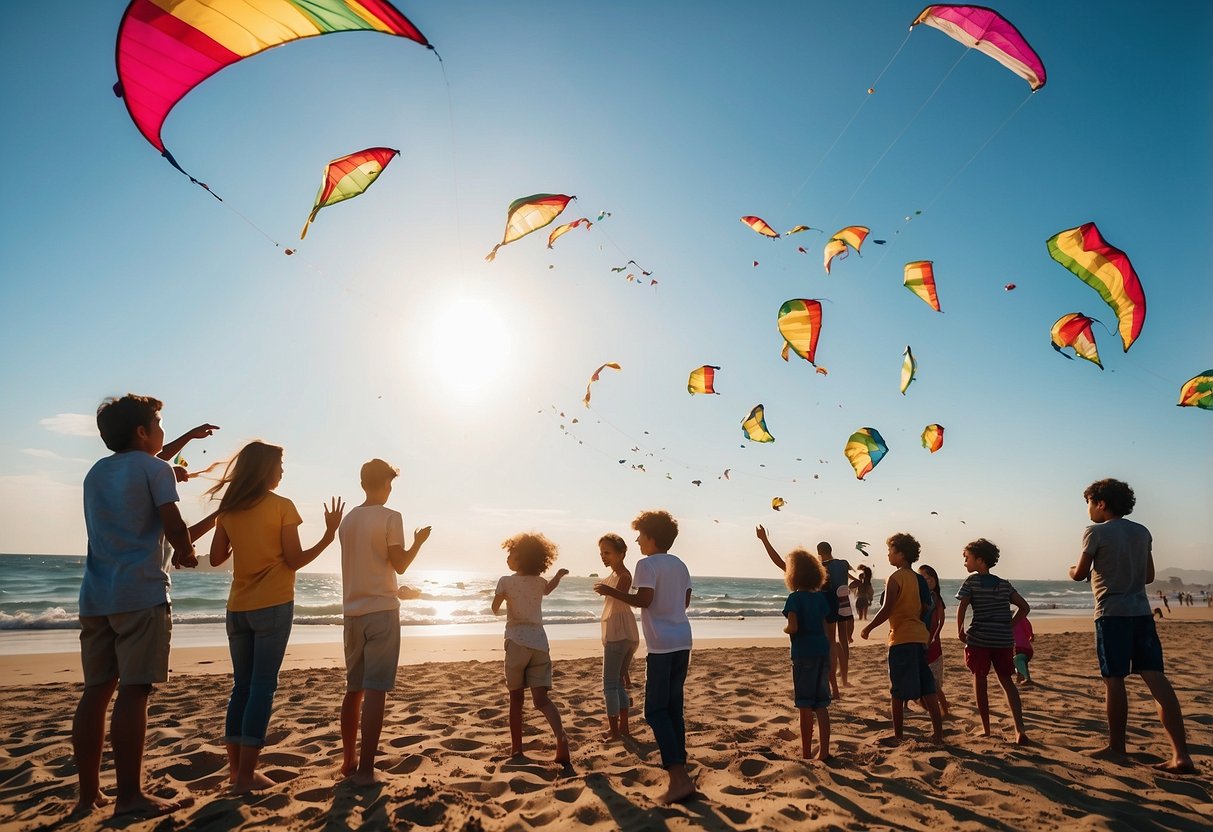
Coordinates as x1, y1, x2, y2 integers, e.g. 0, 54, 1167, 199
1, 1, 1209, 581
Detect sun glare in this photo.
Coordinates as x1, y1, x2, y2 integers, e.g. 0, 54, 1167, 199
426, 297, 512, 399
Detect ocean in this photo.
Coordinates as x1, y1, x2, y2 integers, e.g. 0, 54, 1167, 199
0, 552, 1101, 647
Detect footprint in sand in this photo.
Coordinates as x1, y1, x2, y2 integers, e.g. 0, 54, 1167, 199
439, 737, 486, 752
738, 758, 770, 778
388, 754, 426, 774
389, 735, 426, 749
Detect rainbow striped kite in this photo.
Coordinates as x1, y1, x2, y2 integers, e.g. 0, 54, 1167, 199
1050, 313, 1103, 370
911, 5, 1046, 91
742, 405, 775, 443
844, 427, 888, 480
1177, 371, 1213, 410
904, 261, 942, 312
777, 300, 823, 366
741, 216, 779, 238
115, 0, 432, 186
300, 147, 399, 239
1047, 223, 1145, 352
921, 424, 945, 453
487, 194, 575, 262
900, 346, 918, 395
823, 226, 869, 274
687, 366, 720, 395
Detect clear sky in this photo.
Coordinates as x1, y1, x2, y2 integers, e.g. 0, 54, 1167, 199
1, 1, 1209, 581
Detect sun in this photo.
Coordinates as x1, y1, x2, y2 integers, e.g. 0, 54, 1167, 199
426, 297, 512, 400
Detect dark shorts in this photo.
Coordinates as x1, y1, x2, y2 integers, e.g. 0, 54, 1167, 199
888, 643, 936, 702
1095, 615, 1164, 678
964, 645, 1015, 678
792, 656, 831, 709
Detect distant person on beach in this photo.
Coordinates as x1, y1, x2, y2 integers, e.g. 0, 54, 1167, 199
208, 441, 344, 794
756, 528, 854, 696
1013, 613, 1035, 685
73, 395, 218, 819
1069, 478, 1194, 774
338, 459, 431, 785
859, 534, 944, 744
597, 510, 695, 803
781, 549, 832, 760
852, 565, 875, 621
492, 533, 570, 764
956, 538, 1030, 744
917, 564, 950, 717
595, 533, 639, 741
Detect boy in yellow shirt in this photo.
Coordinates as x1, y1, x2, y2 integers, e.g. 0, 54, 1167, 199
860, 533, 944, 744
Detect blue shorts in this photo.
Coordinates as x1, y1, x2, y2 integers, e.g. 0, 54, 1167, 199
1096, 615, 1164, 678
888, 643, 936, 702
792, 656, 831, 709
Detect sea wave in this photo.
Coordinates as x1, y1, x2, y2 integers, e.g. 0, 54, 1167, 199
0, 607, 80, 630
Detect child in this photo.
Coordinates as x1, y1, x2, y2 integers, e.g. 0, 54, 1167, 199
338, 459, 431, 785
597, 510, 695, 804
597, 533, 639, 741
859, 533, 943, 744
208, 441, 344, 793
1012, 614, 1034, 685
956, 539, 1030, 745
782, 549, 832, 760
492, 533, 570, 763
1068, 479, 1193, 773
73, 395, 217, 819
918, 564, 950, 717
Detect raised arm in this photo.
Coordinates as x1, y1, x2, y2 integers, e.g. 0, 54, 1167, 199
860, 576, 899, 639
388, 525, 431, 575
755, 525, 786, 571
157, 423, 220, 462
282, 498, 344, 571
545, 568, 570, 595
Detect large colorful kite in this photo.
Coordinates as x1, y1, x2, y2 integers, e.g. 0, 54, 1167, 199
687, 365, 721, 395
742, 405, 775, 443
1046, 222, 1145, 352
900, 346, 918, 395
823, 226, 870, 274
1050, 313, 1103, 369
583, 362, 620, 407
487, 194, 575, 261
300, 147, 399, 239
911, 5, 1046, 91
1177, 371, 1213, 410
921, 424, 945, 453
114, 0, 432, 187
844, 427, 888, 480
777, 300, 823, 366
904, 261, 942, 312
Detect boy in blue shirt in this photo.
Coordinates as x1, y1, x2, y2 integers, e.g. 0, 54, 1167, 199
781, 549, 832, 760
73, 395, 217, 818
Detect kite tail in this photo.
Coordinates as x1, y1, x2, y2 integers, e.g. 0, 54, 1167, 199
485, 244, 501, 262
301, 209, 319, 240
162, 150, 222, 201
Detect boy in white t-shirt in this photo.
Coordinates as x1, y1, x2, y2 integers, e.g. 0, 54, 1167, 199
338, 459, 431, 785
595, 510, 695, 804
493, 533, 570, 763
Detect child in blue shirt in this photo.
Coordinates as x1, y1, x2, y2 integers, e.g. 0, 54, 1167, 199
782, 549, 832, 761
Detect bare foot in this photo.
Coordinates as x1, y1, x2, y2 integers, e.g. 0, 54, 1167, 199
815, 751, 831, 762
931, 732, 946, 745
113, 794, 193, 819
348, 769, 381, 786
1088, 745, 1128, 762
1014, 733, 1032, 746
658, 781, 697, 804
231, 771, 276, 795
339, 759, 357, 778
554, 736, 571, 765
70, 792, 110, 818
602, 730, 621, 742
1153, 759, 1198, 774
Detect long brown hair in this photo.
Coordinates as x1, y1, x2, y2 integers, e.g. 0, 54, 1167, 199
206, 441, 283, 515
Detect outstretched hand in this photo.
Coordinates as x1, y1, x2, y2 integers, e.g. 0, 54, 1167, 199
592, 582, 610, 596
323, 497, 345, 534
414, 526, 432, 547
172, 466, 189, 484
555, 568, 570, 578
755, 525, 768, 542
184, 424, 220, 440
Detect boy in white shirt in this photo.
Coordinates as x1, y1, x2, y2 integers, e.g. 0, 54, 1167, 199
595, 510, 695, 803
338, 459, 431, 785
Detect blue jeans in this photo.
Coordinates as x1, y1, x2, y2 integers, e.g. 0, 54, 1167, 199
225, 601, 293, 747
603, 639, 638, 717
645, 650, 690, 768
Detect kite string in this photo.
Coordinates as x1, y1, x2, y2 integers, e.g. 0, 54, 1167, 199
435, 53, 467, 267
781, 29, 914, 213
835, 47, 970, 220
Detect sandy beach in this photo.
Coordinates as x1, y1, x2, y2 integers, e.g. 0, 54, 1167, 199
1, 610, 1209, 831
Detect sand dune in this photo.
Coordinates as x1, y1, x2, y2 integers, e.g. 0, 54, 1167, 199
0, 620, 1209, 831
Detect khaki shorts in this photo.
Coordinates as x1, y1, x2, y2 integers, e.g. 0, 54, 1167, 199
504, 640, 552, 690
344, 609, 402, 692
79, 603, 171, 687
